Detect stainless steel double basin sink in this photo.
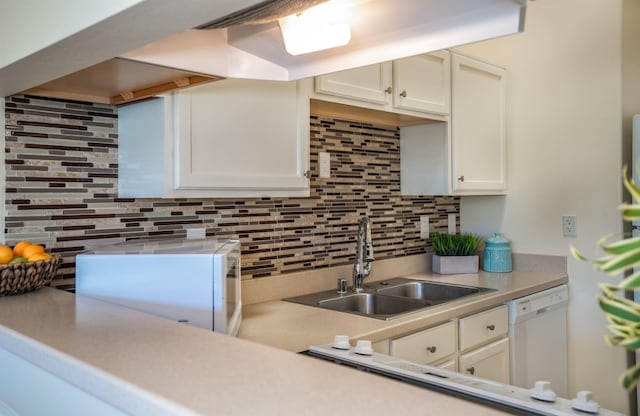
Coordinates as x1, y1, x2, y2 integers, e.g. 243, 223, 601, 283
284, 278, 495, 320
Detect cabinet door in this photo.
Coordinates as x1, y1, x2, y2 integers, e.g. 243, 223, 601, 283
451, 52, 507, 193
459, 337, 510, 384
315, 63, 392, 105
393, 51, 450, 115
174, 79, 310, 197
390, 321, 456, 365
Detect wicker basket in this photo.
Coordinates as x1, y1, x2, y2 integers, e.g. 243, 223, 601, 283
0, 255, 62, 296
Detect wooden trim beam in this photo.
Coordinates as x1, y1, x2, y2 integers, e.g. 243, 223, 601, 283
110, 75, 222, 105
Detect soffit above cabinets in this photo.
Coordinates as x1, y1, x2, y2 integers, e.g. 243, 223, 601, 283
21, 58, 222, 105
123, 0, 527, 81
6, 0, 525, 102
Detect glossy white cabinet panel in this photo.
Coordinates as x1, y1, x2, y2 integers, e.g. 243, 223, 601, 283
119, 79, 310, 198
451, 52, 507, 193
393, 51, 450, 115
458, 304, 508, 352
390, 321, 456, 365
459, 337, 510, 384
315, 63, 392, 105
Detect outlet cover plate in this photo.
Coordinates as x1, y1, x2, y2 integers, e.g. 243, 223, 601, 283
420, 216, 429, 239
319, 152, 331, 178
562, 215, 577, 237
448, 214, 457, 234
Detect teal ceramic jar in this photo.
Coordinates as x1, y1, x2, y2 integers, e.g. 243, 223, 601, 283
483, 233, 512, 273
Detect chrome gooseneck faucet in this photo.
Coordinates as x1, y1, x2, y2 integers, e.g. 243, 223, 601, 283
353, 216, 375, 292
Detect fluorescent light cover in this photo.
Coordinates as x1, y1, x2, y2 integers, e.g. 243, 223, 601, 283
278, 1, 351, 56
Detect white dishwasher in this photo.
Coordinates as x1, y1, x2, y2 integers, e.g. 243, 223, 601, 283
508, 284, 569, 397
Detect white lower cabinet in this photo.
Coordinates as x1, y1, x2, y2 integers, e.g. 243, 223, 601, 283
459, 337, 510, 383
390, 321, 456, 365
458, 304, 509, 351
458, 305, 510, 383
380, 305, 509, 383
436, 359, 458, 372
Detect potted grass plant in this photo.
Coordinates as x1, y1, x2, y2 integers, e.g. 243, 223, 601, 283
571, 166, 640, 390
431, 232, 482, 274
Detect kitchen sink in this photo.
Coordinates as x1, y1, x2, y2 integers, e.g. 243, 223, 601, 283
375, 279, 494, 303
284, 277, 495, 320
318, 293, 431, 318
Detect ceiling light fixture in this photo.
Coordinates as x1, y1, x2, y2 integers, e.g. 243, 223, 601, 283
278, 1, 352, 56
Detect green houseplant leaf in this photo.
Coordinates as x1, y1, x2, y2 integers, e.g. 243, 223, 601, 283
572, 166, 640, 390
431, 233, 481, 256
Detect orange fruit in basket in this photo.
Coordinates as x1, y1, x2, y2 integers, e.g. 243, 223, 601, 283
27, 252, 51, 262
0, 246, 13, 264
13, 241, 32, 257
22, 244, 45, 259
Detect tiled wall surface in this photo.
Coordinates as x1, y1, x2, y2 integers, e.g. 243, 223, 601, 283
4, 95, 459, 290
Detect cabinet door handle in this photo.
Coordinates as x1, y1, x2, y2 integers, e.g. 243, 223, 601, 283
426, 346, 437, 353
486, 324, 495, 331
466, 366, 475, 375
458, 175, 465, 182
385, 86, 392, 94
399, 90, 407, 98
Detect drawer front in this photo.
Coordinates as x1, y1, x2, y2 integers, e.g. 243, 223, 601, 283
459, 305, 508, 351
390, 321, 456, 364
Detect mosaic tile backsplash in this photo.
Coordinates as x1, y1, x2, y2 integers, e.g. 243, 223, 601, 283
4, 95, 459, 290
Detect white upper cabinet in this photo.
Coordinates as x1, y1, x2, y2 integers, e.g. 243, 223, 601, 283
118, 79, 311, 198
451, 52, 507, 193
314, 51, 450, 119
392, 51, 450, 115
174, 79, 310, 196
315, 62, 392, 105
401, 51, 507, 196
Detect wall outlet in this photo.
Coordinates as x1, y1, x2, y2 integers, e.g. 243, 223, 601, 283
420, 216, 429, 239
448, 213, 457, 234
562, 215, 577, 237
319, 152, 331, 178
186, 228, 206, 239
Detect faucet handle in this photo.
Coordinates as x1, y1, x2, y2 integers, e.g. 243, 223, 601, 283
365, 243, 375, 262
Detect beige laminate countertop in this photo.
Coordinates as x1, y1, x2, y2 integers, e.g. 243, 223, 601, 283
239, 270, 568, 352
0, 287, 513, 416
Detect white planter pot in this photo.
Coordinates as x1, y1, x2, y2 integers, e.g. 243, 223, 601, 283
432, 254, 479, 274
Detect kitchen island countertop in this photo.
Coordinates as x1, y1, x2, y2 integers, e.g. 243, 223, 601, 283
0, 287, 513, 416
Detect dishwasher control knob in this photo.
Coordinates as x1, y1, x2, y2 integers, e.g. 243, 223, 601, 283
530, 381, 557, 402
572, 390, 600, 414
354, 340, 373, 356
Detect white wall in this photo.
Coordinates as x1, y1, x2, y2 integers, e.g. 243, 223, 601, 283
0, 0, 144, 69
457, 0, 628, 413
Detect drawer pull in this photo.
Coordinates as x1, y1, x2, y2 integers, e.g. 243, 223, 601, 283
385, 86, 392, 94
399, 90, 407, 98
486, 324, 495, 331
426, 346, 437, 353
466, 366, 475, 375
